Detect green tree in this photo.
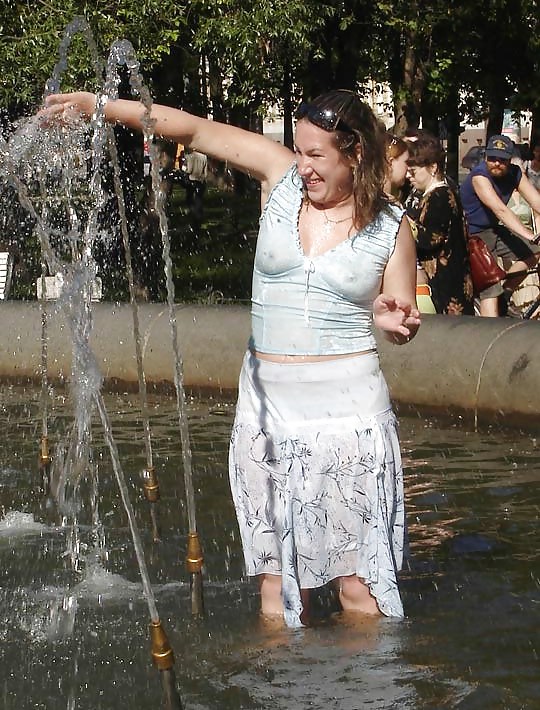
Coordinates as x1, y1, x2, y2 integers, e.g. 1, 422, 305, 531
0, 1, 186, 115
190, 0, 333, 145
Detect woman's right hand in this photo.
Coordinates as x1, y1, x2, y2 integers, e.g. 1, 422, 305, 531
39, 92, 98, 125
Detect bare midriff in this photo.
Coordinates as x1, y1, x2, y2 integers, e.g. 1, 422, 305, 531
253, 349, 376, 363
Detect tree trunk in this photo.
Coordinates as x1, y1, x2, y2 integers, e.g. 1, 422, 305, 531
207, 57, 230, 189
486, 102, 505, 140
421, 87, 439, 136
229, 102, 256, 197
150, 44, 185, 108
208, 56, 226, 123
393, 32, 423, 135
529, 107, 540, 145
444, 95, 461, 183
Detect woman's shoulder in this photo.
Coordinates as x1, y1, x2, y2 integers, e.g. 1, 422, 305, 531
360, 201, 404, 246
423, 183, 453, 205
261, 162, 302, 218
273, 162, 302, 190
379, 200, 405, 222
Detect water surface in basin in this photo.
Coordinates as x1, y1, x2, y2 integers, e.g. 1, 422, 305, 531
0, 386, 538, 709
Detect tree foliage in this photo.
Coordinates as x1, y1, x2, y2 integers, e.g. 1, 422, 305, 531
190, 0, 331, 108
0, 1, 186, 114
1, 0, 539, 137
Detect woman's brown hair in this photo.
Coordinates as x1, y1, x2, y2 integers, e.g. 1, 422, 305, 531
385, 133, 408, 160
296, 90, 389, 229
406, 135, 446, 177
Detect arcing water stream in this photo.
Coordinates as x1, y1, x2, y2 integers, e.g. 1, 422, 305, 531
0, 17, 204, 709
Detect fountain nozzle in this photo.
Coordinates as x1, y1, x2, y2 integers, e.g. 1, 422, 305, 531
149, 620, 175, 670
38, 434, 52, 496
186, 532, 204, 573
38, 435, 52, 468
142, 466, 160, 503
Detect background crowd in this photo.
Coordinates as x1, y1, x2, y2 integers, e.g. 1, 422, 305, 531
385, 130, 540, 318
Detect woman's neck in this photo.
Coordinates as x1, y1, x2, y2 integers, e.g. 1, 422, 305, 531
307, 193, 354, 213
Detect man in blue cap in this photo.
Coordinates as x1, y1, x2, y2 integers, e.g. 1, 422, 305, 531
461, 134, 540, 316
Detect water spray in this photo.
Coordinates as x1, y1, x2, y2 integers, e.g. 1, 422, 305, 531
1, 16, 192, 710
38, 433, 52, 496
149, 621, 183, 709
95, 392, 184, 710
105, 124, 162, 542
37, 177, 53, 497
142, 466, 161, 542
106, 39, 206, 617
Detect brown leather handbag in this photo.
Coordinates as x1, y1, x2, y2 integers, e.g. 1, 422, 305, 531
467, 235, 506, 293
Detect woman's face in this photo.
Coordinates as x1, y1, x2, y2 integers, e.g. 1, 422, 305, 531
407, 163, 437, 193
294, 119, 356, 207
389, 150, 409, 188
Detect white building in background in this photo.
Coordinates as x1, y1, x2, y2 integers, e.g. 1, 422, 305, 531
263, 113, 284, 144
460, 109, 532, 146
361, 80, 395, 128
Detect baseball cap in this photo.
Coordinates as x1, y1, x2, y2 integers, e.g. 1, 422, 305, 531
485, 135, 514, 160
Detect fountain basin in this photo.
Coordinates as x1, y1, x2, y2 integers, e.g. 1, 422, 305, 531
2, 387, 539, 710
1, 302, 539, 427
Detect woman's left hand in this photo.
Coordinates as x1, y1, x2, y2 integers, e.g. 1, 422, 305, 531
373, 294, 421, 344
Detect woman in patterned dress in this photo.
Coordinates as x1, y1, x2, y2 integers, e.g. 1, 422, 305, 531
43, 89, 421, 627
406, 135, 474, 315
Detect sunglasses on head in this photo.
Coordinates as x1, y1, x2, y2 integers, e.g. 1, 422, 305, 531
295, 96, 355, 133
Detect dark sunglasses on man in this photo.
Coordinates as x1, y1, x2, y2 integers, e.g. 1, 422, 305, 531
486, 156, 510, 165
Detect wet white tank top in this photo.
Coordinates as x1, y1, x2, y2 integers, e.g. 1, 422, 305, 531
250, 164, 403, 355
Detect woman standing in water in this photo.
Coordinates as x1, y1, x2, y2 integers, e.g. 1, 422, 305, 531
44, 89, 420, 627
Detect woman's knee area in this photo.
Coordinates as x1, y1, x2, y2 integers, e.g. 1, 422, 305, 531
339, 575, 369, 598
259, 573, 281, 591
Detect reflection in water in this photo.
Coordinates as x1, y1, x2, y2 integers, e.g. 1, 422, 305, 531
0, 386, 539, 709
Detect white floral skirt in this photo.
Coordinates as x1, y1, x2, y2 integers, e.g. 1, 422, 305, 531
228, 350, 406, 627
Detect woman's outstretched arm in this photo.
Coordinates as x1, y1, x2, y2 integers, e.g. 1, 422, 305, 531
43, 92, 294, 201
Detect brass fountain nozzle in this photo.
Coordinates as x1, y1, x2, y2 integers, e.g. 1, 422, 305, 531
142, 467, 160, 503
149, 620, 175, 670
38, 435, 52, 468
186, 532, 204, 573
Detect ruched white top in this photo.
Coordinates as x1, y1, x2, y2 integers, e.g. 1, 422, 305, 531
250, 164, 404, 355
